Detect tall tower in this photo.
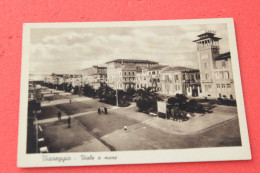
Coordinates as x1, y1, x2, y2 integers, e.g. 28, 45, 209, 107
193, 31, 221, 97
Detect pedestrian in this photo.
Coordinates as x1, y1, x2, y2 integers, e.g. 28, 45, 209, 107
57, 111, 62, 121
98, 108, 101, 115
104, 107, 107, 114
70, 99, 72, 104
124, 125, 127, 131
67, 116, 71, 128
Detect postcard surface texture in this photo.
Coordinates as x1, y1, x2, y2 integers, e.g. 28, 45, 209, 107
18, 18, 251, 167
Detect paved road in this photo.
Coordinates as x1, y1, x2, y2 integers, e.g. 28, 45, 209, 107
39, 95, 241, 152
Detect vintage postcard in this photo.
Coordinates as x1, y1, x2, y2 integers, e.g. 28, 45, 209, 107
18, 18, 251, 167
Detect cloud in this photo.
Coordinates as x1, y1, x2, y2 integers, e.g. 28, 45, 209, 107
29, 24, 230, 74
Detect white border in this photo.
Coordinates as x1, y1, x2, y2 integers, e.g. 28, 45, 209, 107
18, 18, 251, 168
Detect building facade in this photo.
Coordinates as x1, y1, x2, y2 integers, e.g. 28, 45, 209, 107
44, 73, 82, 87
160, 66, 201, 96
193, 32, 235, 98
81, 66, 107, 90
135, 65, 167, 91
106, 59, 159, 90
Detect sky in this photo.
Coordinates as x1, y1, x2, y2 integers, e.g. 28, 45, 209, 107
29, 23, 230, 75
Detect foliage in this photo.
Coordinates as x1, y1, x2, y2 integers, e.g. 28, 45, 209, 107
134, 87, 161, 113
125, 87, 136, 101
73, 86, 80, 95
97, 85, 116, 105
83, 84, 96, 97
167, 95, 208, 114
217, 97, 236, 106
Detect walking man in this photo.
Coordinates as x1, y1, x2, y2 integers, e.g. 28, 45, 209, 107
98, 108, 101, 115
67, 116, 71, 128
104, 107, 107, 114
124, 124, 127, 131
57, 111, 62, 121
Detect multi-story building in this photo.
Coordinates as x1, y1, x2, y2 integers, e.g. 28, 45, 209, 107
193, 32, 235, 98
89, 72, 107, 90
135, 65, 167, 91
81, 66, 107, 85
67, 74, 82, 87
106, 59, 159, 90
160, 66, 201, 96
45, 73, 82, 87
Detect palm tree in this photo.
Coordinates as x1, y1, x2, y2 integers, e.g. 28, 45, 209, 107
134, 87, 162, 113
97, 85, 116, 104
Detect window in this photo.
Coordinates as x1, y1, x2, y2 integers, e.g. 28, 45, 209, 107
174, 75, 179, 82
191, 74, 195, 80
225, 72, 230, 79
205, 74, 209, 80
227, 84, 231, 88
124, 72, 126, 76
183, 74, 185, 80
204, 63, 207, 68
215, 72, 219, 79
152, 71, 155, 75
129, 72, 131, 75
165, 75, 169, 82
222, 84, 225, 88
132, 72, 134, 75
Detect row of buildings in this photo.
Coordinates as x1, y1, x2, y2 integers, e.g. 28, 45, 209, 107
42, 31, 235, 99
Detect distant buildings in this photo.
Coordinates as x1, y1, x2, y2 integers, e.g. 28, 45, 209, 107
45, 73, 82, 88
106, 59, 158, 90
136, 65, 167, 91
193, 32, 235, 98
82, 66, 107, 90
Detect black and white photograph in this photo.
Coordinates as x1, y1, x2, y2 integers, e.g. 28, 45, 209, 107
18, 19, 251, 167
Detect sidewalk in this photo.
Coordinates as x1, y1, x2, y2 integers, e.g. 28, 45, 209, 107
112, 104, 238, 135
41, 97, 92, 107
38, 105, 121, 124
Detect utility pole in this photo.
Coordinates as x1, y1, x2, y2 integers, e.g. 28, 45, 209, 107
116, 88, 119, 107
164, 83, 167, 100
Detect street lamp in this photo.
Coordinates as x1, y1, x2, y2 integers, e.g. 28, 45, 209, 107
116, 84, 119, 107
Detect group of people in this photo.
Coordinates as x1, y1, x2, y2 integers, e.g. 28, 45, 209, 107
98, 107, 108, 115
57, 111, 71, 128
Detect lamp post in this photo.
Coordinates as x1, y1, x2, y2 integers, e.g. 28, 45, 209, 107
116, 85, 119, 107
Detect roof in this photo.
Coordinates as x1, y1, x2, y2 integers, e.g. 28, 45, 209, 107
192, 32, 222, 42
82, 65, 107, 71
148, 65, 167, 71
198, 32, 216, 37
163, 66, 199, 72
215, 52, 231, 61
105, 59, 158, 64
91, 72, 107, 76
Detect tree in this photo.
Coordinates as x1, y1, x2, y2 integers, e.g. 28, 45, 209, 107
97, 85, 116, 105
134, 87, 162, 113
125, 87, 136, 101
73, 86, 79, 95
83, 84, 96, 97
